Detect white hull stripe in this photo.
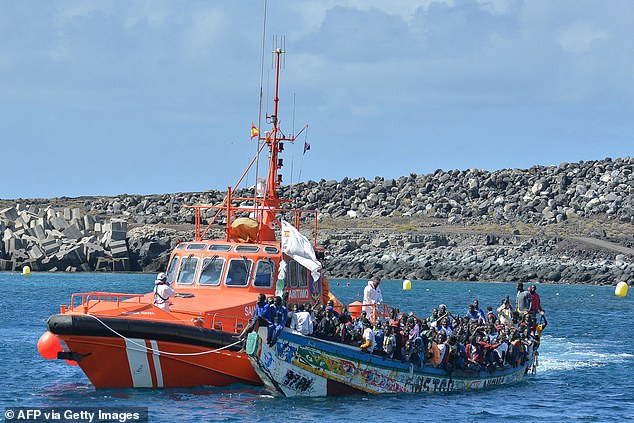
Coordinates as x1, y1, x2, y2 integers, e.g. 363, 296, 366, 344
150, 340, 164, 388
124, 338, 153, 388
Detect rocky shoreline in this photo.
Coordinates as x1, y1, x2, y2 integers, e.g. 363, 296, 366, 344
1, 157, 633, 285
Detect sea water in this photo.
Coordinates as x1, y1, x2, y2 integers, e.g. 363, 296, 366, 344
1, 272, 633, 422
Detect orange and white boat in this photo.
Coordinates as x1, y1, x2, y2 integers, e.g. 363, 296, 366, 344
37, 47, 340, 388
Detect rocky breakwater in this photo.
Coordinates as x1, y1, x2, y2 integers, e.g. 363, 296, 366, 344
319, 229, 633, 285
0, 205, 131, 272
283, 157, 634, 225
0, 157, 633, 284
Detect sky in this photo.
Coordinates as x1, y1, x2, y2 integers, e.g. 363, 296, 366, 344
1, 0, 632, 199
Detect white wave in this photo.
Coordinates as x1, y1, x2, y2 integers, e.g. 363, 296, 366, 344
537, 336, 633, 372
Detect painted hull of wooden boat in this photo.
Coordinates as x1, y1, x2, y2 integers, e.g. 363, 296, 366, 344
246, 327, 536, 397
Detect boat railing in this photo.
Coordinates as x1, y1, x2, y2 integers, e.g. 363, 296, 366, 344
349, 302, 390, 324
66, 292, 147, 313
203, 311, 250, 334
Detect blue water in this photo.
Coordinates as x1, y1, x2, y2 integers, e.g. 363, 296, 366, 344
1, 272, 633, 422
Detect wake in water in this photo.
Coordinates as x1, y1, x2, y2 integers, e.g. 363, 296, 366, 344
538, 335, 634, 372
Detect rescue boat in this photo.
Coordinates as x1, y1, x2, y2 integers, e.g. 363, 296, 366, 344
37, 47, 339, 389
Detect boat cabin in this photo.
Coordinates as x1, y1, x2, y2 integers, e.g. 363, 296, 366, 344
166, 240, 322, 306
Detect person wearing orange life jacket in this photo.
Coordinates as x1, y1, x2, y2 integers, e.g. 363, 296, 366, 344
153, 272, 175, 312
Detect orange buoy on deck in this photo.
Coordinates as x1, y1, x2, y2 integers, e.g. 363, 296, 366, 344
348, 301, 363, 319
37, 331, 62, 360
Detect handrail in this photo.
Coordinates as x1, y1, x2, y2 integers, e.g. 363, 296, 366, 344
205, 312, 250, 334
356, 302, 390, 323
66, 292, 250, 334
69, 292, 146, 312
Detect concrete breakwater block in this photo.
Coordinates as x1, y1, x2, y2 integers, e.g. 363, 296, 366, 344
110, 240, 128, 258
83, 215, 95, 231
26, 224, 46, 240
4, 238, 24, 254
40, 238, 61, 256
50, 216, 69, 231
113, 257, 130, 271
0, 207, 18, 221
0, 259, 15, 271
62, 223, 83, 240
29, 244, 45, 260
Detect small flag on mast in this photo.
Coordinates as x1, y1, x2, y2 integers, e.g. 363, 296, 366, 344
250, 124, 259, 140
303, 142, 310, 155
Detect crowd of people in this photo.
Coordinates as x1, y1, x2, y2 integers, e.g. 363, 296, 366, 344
242, 281, 546, 374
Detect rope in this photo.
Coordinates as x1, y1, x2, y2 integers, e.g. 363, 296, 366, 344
85, 314, 243, 356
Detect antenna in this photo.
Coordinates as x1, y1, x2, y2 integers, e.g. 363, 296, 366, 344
292, 93, 296, 140
254, 0, 268, 203
272, 35, 286, 69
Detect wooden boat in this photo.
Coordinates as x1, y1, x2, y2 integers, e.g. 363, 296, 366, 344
37, 47, 339, 389
246, 325, 538, 396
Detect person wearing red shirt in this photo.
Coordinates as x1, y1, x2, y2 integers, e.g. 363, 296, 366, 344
528, 285, 545, 316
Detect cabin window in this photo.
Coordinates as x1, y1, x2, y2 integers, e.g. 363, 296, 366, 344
165, 256, 179, 284
187, 243, 206, 250
235, 245, 260, 253
198, 256, 225, 286
225, 258, 253, 287
176, 256, 198, 285
176, 244, 187, 250
286, 260, 308, 288
209, 244, 232, 252
264, 246, 279, 254
253, 259, 275, 288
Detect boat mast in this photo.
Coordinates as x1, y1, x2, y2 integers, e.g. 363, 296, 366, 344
264, 47, 285, 206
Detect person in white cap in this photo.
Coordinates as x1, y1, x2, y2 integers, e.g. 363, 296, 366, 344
363, 277, 383, 322
153, 272, 175, 312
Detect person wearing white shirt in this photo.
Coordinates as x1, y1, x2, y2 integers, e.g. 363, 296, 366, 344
153, 272, 175, 312
291, 304, 313, 335
360, 321, 376, 353
363, 277, 383, 321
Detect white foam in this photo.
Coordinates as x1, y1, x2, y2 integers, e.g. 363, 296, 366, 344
537, 337, 634, 372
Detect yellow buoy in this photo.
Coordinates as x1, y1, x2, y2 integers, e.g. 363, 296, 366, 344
402, 279, 412, 290
22, 266, 31, 276
615, 282, 628, 297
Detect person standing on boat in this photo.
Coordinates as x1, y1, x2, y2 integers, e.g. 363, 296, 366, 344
153, 272, 175, 312
363, 277, 383, 321
528, 285, 545, 316
516, 283, 532, 315
265, 296, 288, 347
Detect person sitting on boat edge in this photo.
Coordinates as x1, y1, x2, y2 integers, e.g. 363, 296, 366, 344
359, 319, 376, 353
265, 296, 288, 347
362, 277, 383, 321
153, 272, 175, 312
237, 293, 269, 340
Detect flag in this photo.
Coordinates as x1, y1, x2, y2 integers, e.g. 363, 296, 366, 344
256, 177, 266, 198
275, 260, 287, 297
281, 220, 321, 282
303, 141, 310, 155
250, 123, 259, 140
